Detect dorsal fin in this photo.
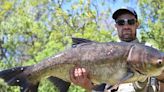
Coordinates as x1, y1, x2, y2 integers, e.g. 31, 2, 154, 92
72, 37, 93, 46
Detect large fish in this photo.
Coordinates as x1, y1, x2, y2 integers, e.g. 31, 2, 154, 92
0, 38, 164, 92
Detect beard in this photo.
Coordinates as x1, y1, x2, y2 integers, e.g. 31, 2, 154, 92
120, 29, 136, 42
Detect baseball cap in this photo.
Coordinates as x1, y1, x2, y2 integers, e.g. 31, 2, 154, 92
112, 7, 138, 20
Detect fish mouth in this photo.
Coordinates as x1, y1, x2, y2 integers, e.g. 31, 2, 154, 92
134, 68, 146, 75
161, 66, 164, 71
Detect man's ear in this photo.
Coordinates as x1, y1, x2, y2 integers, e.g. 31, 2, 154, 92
115, 23, 118, 27
114, 24, 118, 31
136, 21, 140, 29
115, 24, 118, 29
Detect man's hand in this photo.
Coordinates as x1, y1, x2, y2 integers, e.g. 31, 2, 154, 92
69, 66, 94, 91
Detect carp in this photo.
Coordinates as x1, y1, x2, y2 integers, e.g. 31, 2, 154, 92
0, 38, 164, 92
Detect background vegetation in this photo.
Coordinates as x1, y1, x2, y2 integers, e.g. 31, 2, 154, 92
0, 0, 163, 92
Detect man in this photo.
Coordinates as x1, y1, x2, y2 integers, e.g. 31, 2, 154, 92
69, 7, 160, 92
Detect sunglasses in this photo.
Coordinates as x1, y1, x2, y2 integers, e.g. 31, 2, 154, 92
116, 19, 137, 26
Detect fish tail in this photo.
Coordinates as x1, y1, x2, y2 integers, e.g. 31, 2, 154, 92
0, 66, 39, 92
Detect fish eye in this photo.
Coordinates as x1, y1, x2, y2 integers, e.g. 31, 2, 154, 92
157, 59, 162, 65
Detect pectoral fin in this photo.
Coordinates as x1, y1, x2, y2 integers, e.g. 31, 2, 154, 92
110, 69, 134, 90
120, 69, 134, 82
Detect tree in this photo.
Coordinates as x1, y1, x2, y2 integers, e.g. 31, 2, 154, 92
0, 0, 116, 92
139, 0, 164, 51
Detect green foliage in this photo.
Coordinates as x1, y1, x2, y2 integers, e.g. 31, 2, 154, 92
1, 0, 163, 92
139, 0, 164, 51
38, 79, 58, 92
68, 85, 85, 92
0, 79, 19, 92
0, 0, 115, 92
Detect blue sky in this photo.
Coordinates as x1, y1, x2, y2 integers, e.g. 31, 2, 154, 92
61, 0, 141, 18
110, 0, 140, 17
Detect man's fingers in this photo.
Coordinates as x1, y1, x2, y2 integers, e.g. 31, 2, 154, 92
77, 68, 82, 76
70, 66, 84, 83
69, 66, 93, 90
70, 66, 90, 83
69, 67, 77, 83
82, 68, 86, 73
81, 68, 87, 78
74, 68, 79, 77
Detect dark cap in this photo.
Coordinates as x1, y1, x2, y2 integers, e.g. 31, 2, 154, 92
112, 7, 137, 20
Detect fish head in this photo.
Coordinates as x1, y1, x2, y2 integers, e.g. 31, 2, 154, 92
127, 45, 164, 76
156, 52, 164, 81
144, 47, 164, 76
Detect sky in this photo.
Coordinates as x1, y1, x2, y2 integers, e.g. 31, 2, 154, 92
110, 0, 141, 17
61, 0, 141, 18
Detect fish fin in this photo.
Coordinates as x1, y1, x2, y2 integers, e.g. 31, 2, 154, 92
72, 37, 93, 46
92, 83, 107, 91
121, 69, 134, 81
20, 82, 39, 92
117, 69, 134, 85
48, 76, 70, 92
0, 66, 40, 92
110, 70, 134, 90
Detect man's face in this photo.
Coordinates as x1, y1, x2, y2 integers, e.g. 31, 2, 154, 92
115, 13, 139, 42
